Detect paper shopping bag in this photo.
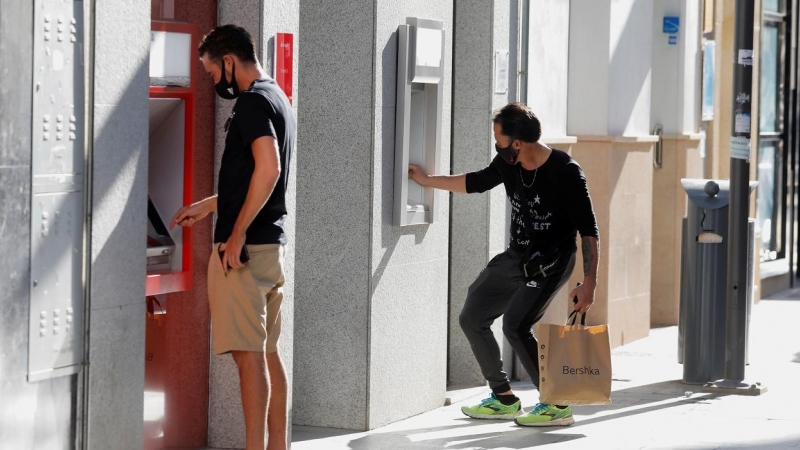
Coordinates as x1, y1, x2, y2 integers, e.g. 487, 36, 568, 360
534, 311, 612, 405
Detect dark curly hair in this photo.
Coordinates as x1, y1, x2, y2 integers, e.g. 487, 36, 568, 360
198, 24, 257, 65
492, 102, 542, 143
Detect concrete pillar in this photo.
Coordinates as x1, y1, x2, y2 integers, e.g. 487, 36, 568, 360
208, 1, 299, 447
527, 0, 571, 139
651, 0, 702, 135
294, 0, 453, 431
448, 0, 517, 387
568, 0, 656, 347
88, 0, 152, 447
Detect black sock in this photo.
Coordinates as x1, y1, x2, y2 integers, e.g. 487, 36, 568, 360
496, 394, 520, 406
555, 405, 569, 409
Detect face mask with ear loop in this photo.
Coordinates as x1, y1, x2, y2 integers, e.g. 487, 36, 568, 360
214, 59, 240, 100
495, 138, 519, 165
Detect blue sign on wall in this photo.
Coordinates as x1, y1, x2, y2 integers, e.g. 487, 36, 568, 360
663, 16, 680, 34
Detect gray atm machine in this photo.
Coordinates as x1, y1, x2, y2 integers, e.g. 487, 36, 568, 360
394, 18, 445, 227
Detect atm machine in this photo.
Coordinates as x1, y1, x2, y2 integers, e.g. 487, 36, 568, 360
144, 20, 197, 449
146, 21, 196, 294
394, 18, 445, 226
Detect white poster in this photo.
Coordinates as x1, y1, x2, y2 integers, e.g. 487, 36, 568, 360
735, 113, 751, 133
738, 49, 753, 66
730, 136, 751, 161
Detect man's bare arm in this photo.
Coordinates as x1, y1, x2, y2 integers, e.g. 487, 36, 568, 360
570, 236, 599, 314
220, 135, 280, 272
408, 164, 467, 193
582, 236, 599, 285
169, 195, 217, 229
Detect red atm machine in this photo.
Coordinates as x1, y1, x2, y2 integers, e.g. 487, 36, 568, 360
144, 20, 198, 449
146, 20, 197, 295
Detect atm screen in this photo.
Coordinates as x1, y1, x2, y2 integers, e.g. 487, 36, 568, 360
147, 197, 175, 272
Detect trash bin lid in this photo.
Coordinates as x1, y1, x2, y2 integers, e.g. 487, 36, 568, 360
682, 179, 729, 209
681, 179, 758, 210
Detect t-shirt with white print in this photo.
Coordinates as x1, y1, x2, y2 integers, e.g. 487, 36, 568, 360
465, 149, 599, 254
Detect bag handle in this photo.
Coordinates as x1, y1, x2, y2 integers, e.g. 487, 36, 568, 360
567, 309, 587, 326
568, 288, 586, 326
567, 282, 586, 326
568, 310, 587, 326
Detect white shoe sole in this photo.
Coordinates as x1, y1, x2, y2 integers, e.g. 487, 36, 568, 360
515, 415, 575, 427
461, 409, 522, 420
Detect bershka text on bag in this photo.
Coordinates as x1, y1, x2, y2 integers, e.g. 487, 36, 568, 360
562, 365, 601, 376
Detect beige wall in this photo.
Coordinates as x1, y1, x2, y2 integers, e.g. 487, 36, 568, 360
651, 135, 704, 326
566, 137, 656, 347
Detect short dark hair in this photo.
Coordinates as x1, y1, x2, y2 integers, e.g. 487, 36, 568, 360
198, 24, 257, 65
492, 102, 542, 143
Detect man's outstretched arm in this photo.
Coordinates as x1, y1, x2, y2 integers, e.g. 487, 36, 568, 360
408, 164, 467, 193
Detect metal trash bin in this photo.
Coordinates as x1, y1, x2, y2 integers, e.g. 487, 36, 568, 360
678, 179, 755, 385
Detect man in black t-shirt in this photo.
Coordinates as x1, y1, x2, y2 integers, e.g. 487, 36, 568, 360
409, 102, 599, 427
170, 25, 294, 450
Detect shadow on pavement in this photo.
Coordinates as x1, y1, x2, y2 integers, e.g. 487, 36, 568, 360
294, 380, 726, 449
292, 425, 364, 443
344, 424, 585, 450
762, 289, 800, 301
573, 379, 719, 418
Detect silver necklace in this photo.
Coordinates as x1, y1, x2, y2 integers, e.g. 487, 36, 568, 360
519, 166, 537, 188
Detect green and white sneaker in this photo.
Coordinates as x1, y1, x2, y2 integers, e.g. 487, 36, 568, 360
514, 403, 575, 427
461, 393, 521, 420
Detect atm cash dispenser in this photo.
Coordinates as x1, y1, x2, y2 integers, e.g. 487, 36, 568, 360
394, 18, 445, 226
146, 21, 197, 295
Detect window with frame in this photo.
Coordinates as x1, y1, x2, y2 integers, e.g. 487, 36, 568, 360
758, 0, 788, 262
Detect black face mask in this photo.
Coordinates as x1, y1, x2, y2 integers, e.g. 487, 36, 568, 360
214, 61, 240, 100
495, 141, 519, 165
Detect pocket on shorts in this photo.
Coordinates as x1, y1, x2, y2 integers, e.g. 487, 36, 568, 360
246, 244, 285, 289
210, 243, 227, 272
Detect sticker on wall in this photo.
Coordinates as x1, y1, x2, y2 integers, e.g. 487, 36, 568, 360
663, 16, 680, 34
274, 32, 293, 105
735, 113, 751, 133
730, 136, 751, 161
668, 35, 677, 45
738, 49, 753, 66
736, 92, 751, 105
494, 50, 509, 94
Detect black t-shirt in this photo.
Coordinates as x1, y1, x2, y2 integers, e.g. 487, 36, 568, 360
214, 78, 295, 245
465, 149, 599, 254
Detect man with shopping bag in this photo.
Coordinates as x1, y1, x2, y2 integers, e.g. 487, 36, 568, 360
408, 102, 600, 427
535, 309, 612, 407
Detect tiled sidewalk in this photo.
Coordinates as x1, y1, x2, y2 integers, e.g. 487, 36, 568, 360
292, 294, 800, 450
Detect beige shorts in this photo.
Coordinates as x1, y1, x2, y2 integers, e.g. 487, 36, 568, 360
208, 243, 285, 355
